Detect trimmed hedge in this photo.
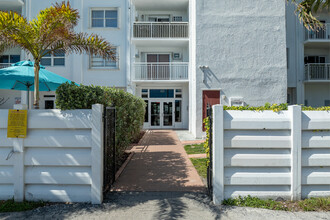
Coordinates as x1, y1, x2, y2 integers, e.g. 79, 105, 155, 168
56, 82, 146, 160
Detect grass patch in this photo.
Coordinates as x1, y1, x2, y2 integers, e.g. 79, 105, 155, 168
0, 199, 47, 213
223, 195, 330, 212
190, 158, 207, 179
184, 144, 205, 155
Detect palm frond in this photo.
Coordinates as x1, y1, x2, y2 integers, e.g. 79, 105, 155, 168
289, 0, 330, 30
0, 11, 36, 56
69, 33, 116, 60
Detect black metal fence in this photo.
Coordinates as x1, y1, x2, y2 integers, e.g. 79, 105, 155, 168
206, 106, 213, 197
103, 107, 116, 194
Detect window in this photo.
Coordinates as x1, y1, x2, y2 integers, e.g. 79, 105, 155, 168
90, 47, 118, 69
144, 100, 149, 122
304, 56, 326, 64
91, 9, 118, 28
325, 100, 330, 106
147, 15, 170, 22
286, 48, 289, 69
149, 89, 174, 98
0, 55, 20, 64
175, 89, 182, 98
141, 89, 148, 98
175, 100, 182, 122
173, 16, 183, 22
41, 50, 65, 66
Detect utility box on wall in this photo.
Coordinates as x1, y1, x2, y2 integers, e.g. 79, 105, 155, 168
229, 97, 244, 106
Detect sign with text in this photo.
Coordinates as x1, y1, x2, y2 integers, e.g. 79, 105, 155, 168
7, 110, 28, 138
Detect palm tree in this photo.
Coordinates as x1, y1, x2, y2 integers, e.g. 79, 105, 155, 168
0, 1, 115, 109
289, 0, 330, 30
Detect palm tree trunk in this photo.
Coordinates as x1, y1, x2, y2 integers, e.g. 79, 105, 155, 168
33, 62, 40, 109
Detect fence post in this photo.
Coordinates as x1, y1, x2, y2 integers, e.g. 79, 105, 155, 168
13, 138, 24, 202
289, 105, 302, 201
213, 104, 224, 204
91, 104, 104, 204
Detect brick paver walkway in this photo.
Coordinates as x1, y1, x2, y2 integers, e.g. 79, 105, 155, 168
112, 130, 205, 192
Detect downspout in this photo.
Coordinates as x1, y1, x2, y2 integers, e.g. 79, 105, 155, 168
127, 0, 132, 93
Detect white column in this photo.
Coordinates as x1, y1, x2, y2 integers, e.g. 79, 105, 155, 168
13, 138, 24, 202
289, 105, 302, 201
213, 104, 224, 204
91, 104, 104, 204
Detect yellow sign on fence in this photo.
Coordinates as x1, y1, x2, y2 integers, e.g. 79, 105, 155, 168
7, 110, 28, 138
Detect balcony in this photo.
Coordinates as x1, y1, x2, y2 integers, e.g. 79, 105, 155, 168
305, 64, 330, 82
133, 22, 189, 39
305, 24, 330, 41
133, 62, 188, 81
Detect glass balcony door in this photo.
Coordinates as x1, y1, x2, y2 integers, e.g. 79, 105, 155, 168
147, 54, 170, 80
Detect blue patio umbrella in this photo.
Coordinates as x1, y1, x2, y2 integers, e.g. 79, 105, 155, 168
0, 60, 76, 108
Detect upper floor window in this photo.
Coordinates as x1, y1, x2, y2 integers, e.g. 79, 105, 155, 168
41, 50, 65, 66
90, 47, 118, 69
91, 9, 118, 28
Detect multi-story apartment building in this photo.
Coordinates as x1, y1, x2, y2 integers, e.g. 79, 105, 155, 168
286, 2, 330, 107
0, 0, 328, 138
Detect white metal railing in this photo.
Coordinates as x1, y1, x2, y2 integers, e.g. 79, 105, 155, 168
134, 62, 189, 80
133, 22, 189, 38
305, 23, 330, 40
0, 63, 11, 69
305, 63, 330, 81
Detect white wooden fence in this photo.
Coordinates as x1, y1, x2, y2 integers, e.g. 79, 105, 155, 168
0, 104, 104, 204
212, 105, 330, 205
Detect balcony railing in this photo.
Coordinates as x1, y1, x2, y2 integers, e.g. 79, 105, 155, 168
134, 62, 189, 80
133, 22, 189, 38
0, 63, 11, 69
305, 23, 330, 40
305, 63, 330, 81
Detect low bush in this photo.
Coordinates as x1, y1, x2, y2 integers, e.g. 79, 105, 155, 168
0, 199, 47, 213
223, 195, 330, 212
56, 82, 146, 160
222, 103, 330, 112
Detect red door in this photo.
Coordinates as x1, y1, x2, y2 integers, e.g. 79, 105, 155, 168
203, 90, 220, 131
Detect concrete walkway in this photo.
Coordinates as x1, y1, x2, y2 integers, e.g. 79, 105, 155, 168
2, 192, 330, 220
112, 130, 205, 192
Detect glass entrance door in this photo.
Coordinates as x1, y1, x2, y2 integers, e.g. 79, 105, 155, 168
150, 101, 174, 128
163, 101, 173, 127
151, 102, 161, 127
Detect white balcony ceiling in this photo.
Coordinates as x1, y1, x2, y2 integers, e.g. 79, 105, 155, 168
133, 0, 188, 10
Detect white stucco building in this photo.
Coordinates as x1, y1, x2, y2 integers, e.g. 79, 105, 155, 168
0, 0, 329, 138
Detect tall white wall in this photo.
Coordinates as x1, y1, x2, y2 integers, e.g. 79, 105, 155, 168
212, 105, 330, 204
0, 105, 104, 204
191, 0, 288, 138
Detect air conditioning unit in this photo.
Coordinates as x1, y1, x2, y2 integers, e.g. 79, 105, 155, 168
172, 53, 181, 60
230, 97, 244, 106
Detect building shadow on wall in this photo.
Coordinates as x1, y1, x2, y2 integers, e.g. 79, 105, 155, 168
200, 67, 220, 88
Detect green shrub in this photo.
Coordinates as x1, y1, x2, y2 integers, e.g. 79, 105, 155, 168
55, 82, 146, 159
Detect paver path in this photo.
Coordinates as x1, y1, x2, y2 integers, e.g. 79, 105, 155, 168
112, 130, 205, 192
